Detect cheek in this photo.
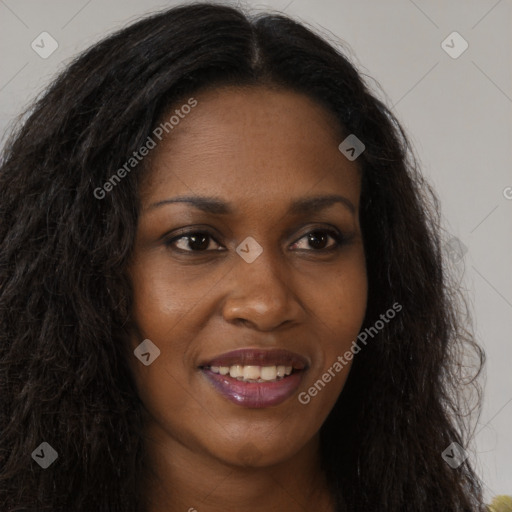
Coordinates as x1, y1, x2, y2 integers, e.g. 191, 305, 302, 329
334, 268, 367, 340
127, 276, 202, 441
126, 265, 196, 408
131, 363, 221, 456
130, 260, 183, 323
308, 254, 367, 343
300, 255, 367, 404
127, 256, 206, 353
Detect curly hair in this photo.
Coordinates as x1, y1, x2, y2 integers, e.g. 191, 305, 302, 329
0, 3, 485, 511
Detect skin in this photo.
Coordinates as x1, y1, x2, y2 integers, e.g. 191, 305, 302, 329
126, 85, 368, 512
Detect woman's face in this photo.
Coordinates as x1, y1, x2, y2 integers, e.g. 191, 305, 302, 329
127, 85, 367, 468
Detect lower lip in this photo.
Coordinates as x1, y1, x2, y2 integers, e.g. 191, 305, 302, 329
201, 369, 304, 408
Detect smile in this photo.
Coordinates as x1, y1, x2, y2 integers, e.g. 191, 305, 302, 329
199, 348, 308, 408
209, 364, 294, 382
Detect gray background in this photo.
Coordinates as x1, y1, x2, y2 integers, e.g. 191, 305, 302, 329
1, 0, 510, 501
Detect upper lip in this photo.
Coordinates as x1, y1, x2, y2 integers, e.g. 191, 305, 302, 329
199, 348, 308, 370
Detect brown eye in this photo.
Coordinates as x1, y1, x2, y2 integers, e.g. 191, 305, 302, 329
290, 229, 345, 251
165, 227, 349, 255
166, 231, 222, 252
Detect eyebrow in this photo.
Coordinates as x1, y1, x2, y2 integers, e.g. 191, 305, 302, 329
147, 193, 356, 216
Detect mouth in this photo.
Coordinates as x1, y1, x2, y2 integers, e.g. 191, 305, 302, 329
198, 348, 308, 408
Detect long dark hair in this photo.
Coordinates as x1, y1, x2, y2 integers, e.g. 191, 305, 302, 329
0, 3, 485, 510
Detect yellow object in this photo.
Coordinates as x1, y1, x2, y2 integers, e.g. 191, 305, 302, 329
488, 495, 512, 512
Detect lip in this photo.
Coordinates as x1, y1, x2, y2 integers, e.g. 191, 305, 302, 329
198, 348, 309, 409
199, 348, 308, 370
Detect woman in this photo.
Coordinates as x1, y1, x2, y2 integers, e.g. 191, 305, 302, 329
0, 3, 486, 511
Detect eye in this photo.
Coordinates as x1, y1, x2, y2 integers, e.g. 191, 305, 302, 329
166, 230, 222, 252
164, 227, 349, 254
290, 229, 345, 251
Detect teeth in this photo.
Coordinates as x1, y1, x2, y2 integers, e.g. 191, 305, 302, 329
260, 366, 277, 381
210, 365, 294, 382
229, 365, 243, 379
242, 366, 260, 380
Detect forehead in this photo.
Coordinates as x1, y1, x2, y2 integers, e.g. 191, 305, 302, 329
140, 85, 361, 209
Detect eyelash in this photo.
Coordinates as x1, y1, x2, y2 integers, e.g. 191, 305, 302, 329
164, 227, 350, 254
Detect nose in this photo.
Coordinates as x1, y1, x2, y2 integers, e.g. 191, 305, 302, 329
221, 246, 303, 331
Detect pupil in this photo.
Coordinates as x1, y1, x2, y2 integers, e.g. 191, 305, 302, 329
189, 234, 209, 251
185, 231, 329, 251
309, 231, 327, 249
